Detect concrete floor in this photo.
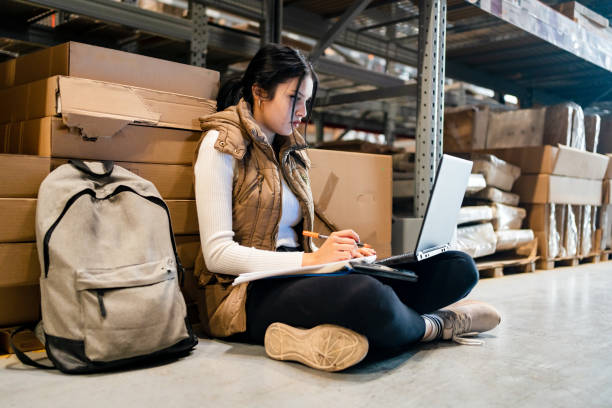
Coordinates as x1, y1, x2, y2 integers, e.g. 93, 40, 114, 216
2, 262, 612, 408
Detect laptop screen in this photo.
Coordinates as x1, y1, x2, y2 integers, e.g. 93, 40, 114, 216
414, 154, 473, 254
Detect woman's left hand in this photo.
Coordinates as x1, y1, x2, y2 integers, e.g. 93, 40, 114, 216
350, 246, 377, 259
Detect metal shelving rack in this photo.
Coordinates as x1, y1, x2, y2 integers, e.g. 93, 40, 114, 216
2, 0, 612, 216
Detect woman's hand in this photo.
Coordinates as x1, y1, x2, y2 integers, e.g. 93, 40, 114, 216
302, 230, 376, 266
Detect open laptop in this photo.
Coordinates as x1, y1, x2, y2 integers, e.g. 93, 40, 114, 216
369, 154, 472, 267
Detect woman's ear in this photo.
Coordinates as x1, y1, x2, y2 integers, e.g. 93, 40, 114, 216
252, 84, 269, 101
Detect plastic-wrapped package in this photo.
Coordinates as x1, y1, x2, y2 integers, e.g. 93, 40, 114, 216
457, 205, 494, 225
547, 204, 561, 259
495, 229, 535, 251
571, 105, 586, 150
543, 103, 586, 150
491, 203, 526, 230
564, 204, 579, 257
598, 205, 611, 251
452, 223, 497, 258
467, 187, 520, 206
585, 114, 601, 153
471, 153, 521, 191
555, 204, 567, 258
466, 174, 487, 193
591, 206, 598, 251
580, 205, 593, 256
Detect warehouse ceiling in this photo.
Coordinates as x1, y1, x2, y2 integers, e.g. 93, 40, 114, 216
1, 0, 611, 137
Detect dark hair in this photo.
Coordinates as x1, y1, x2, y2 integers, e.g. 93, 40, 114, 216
217, 44, 318, 135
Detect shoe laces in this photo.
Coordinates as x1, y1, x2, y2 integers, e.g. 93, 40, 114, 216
443, 310, 484, 346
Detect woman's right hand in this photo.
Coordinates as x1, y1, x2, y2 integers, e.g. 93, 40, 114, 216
302, 230, 375, 266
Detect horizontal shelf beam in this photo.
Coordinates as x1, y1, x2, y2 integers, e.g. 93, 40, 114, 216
317, 83, 417, 106
466, 0, 612, 73
22, 0, 192, 40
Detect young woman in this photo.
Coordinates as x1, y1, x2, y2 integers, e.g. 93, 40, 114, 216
193, 44, 501, 372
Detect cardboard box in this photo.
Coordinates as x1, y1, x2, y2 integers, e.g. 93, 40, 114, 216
0, 243, 40, 287
0, 326, 44, 354
10, 42, 219, 99
554, 1, 609, 30
10, 117, 201, 164
443, 106, 488, 153
585, 114, 601, 153
0, 199, 36, 242
486, 108, 546, 149
603, 154, 612, 178
0, 285, 40, 327
167, 200, 199, 235
543, 103, 585, 150
0, 58, 15, 88
52, 159, 195, 199
0, 76, 216, 131
0, 244, 40, 326
139, 0, 187, 17
598, 116, 612, 154
483, 145, 609, 179
514, 175, 602, 205
604, 180, 612, 204
308, 149, 392, 258
0, 197, 200, 243
0, 154, 51, 197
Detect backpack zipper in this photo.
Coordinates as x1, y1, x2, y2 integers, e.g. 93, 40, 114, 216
96, 290, 107, 318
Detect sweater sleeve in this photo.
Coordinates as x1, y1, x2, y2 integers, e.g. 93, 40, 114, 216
194, 130, 304, 276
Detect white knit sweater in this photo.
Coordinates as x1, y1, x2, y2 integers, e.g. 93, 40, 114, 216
194, 130, 305, 275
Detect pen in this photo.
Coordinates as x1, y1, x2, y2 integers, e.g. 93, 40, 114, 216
303, 230, 373, 249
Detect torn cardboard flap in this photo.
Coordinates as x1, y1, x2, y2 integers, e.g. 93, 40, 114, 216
58, 76, 160, 139
61, 113, 131, 140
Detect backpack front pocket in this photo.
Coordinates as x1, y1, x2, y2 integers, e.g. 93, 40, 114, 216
76, 258, 188, 362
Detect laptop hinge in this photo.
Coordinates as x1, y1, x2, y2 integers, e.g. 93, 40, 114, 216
416, 244, 449, 261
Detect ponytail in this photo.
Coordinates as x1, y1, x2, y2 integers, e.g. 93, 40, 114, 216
217, 74, 244, 112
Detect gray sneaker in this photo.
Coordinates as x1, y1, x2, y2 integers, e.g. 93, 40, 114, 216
434, 299, 501, 345
264, 323, 369, 372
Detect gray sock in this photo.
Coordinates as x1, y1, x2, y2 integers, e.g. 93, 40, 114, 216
421, 314, 444, 342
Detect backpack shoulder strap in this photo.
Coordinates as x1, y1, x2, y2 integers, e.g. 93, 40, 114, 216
10, 326, 55, 370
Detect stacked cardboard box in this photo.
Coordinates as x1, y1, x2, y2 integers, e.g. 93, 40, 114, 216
309, 149, 393, 259
454, 154, 533, 258
597, 159, 612, 251
486, 146, 609, 260
553, 1, 612, 38
444, 102, 601, 153
0, 42, 220, 330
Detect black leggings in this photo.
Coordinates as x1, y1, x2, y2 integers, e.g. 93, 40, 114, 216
245, 251, 479, 349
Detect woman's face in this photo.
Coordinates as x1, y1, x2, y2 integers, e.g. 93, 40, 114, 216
256, 75, 314, 137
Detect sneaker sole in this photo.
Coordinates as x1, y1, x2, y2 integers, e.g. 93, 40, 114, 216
264, 323, 369, 372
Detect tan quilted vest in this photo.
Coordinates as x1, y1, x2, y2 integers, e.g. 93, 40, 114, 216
193, 99, 315, 337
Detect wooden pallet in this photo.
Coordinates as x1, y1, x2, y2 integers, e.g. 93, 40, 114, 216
538, 252, 603, 270
477, 260, 537, 278
476, 238, 538, 278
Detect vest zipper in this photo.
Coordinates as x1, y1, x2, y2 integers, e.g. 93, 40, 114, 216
248, 174, 264, 244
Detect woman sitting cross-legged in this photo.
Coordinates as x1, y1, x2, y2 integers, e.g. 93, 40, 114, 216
192, 43, 501, 372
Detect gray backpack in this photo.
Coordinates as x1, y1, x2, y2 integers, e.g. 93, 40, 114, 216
13, 160, 197, 373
